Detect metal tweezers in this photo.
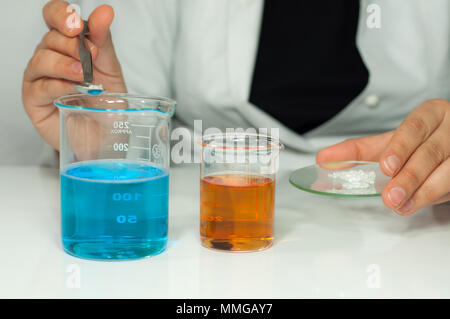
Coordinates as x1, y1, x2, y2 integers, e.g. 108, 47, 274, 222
78, 19, 93, 86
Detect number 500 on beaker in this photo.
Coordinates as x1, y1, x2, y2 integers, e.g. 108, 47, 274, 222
55, 94, 176, 260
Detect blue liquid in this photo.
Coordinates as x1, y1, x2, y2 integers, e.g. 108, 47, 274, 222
87, 89, 103, 95
61, 160, 169, 260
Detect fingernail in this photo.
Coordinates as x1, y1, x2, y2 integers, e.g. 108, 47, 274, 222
65, 8, 82, 30
388, 186, 406, 207
397, 198, 414, 214
384, 155, 400, 175
72, 62, 82, 74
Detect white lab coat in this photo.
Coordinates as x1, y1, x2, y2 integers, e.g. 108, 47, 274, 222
74, 0, 450, 153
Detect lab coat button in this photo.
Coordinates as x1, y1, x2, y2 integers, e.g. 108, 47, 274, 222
365, 94, 379, 108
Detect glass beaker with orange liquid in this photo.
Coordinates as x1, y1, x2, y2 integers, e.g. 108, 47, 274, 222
200, 132, 283, 252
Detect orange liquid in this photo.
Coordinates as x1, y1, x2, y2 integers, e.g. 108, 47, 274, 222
200, 174, 275, 251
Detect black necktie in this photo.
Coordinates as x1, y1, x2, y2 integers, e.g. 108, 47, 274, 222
249, 0, 369, 134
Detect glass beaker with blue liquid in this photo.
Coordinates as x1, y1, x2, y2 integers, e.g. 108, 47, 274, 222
55, 94, 176, 260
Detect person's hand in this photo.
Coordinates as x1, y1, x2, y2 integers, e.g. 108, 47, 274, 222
316, 99, 450, 215
22, 1, 127, 150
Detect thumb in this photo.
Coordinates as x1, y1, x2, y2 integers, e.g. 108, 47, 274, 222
87, 5, 115, 48
316, 131, 394, 164
85, 5, 122, 76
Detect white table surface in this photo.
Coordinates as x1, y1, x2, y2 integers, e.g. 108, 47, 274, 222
1, 146, 450, 299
